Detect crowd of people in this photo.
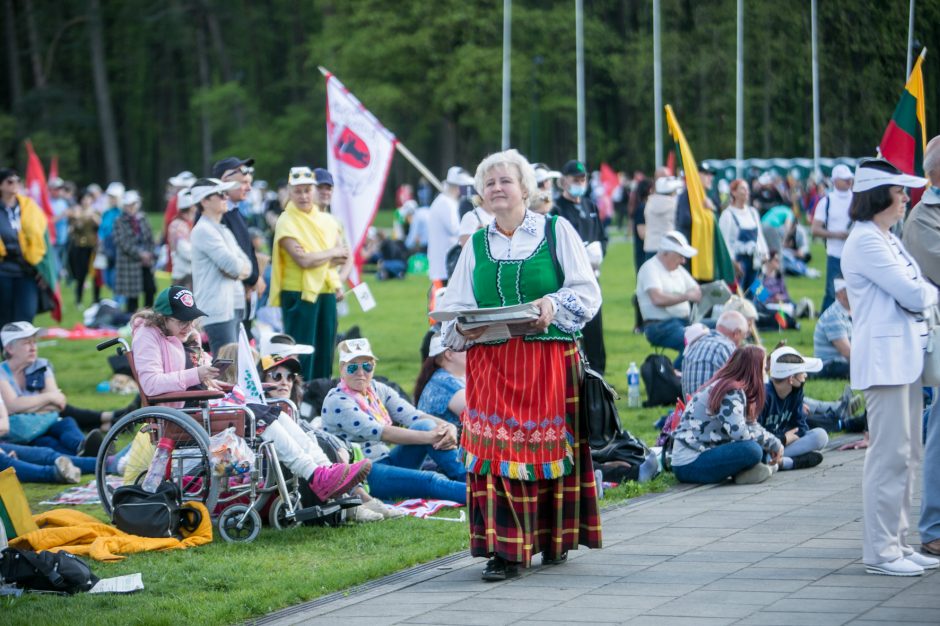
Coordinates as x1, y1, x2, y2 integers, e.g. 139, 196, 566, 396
3, 137, 940, 582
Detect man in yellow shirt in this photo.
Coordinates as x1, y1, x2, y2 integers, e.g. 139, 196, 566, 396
269, 167, 351, 379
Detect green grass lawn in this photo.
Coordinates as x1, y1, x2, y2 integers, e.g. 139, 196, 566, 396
3, 225, 843, 625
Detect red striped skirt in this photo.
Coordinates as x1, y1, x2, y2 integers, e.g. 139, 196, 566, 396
465, 339, 602, 565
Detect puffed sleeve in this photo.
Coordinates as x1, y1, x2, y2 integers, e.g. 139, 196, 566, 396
545, 216, 602, 334
437, 241, 479, 351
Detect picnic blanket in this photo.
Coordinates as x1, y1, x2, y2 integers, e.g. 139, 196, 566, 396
40, 478, 123, 506
388, 499, 463, 519
9, 505, 212, 561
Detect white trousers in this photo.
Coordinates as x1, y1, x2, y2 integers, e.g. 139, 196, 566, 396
260, 413, 331, 480
862, 381, 923, 564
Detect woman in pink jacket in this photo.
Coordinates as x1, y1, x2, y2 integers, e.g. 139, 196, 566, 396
131, 285, 370, 502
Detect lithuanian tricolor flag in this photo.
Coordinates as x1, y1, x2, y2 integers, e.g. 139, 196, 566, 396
664, 105, 735, 284
879, 48, 927, 176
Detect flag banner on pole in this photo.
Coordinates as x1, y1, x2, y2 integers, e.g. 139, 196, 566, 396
748, 278, 770, 303
879, 49, 927, 176
351, 281, 377, 312
324, 71, 397, 285
24, 140, 55, 244
664, 106, 735, 284
237, 324, 265, 405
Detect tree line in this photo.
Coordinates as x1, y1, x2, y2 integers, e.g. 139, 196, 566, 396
2, 0, 938, 211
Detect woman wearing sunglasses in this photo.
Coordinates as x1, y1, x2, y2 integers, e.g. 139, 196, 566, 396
321, 338, 466, 504
131, 286, 371, 504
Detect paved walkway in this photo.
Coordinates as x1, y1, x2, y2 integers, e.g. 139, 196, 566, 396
256, 445, 939, 626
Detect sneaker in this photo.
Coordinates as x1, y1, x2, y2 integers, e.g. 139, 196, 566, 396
309, 460, 372, 501
790, 452, 824, 470
866, 557, 924, 577
733, 463, 773, 484
54, 456, 81, 484
349, 505, 384, 523
78, 429, 103, 457
363, 497, 404, 519
906, 552, 940, 569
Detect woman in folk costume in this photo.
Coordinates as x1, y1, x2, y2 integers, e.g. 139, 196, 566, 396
268, 166, 352, 381
438, 149, 603, 581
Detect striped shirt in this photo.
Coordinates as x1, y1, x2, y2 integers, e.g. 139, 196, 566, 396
680, 331, 735, 400
813, 300, 851, 364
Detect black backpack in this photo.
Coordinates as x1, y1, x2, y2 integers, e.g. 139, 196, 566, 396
0, 548, 98, 594
640, 354, 682, 407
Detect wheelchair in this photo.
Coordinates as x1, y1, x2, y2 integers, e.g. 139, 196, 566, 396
94, 338, 358, 542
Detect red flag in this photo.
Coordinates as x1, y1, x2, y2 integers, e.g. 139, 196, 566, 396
49, 155, 59, 182
24, 140, 56, 244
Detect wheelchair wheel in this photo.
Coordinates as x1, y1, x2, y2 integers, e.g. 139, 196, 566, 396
95, 407, 214, 517
268, 494, 303, 530
218, 504, 262, 543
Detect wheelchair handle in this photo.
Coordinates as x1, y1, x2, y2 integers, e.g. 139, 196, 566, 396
96, 337, 129, 352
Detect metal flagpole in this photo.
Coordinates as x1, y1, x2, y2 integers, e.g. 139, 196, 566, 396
576, 0, 586, 163
653, 0, 662, 169
735, 0, 744, 179
502, 0, 511, 150
318, 66, 443, 192
811, 0, 821, 180
907, 0, 916, 78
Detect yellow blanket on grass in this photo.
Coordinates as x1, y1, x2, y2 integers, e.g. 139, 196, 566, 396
9, 503, 212, 562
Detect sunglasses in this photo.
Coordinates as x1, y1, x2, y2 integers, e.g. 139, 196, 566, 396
344, 362, 374, 375
290, 170, 313, 181
225, 166, 254, 177
265, 371, 293, 382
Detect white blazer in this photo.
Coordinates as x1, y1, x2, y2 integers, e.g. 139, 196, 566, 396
841, 220, 938, 390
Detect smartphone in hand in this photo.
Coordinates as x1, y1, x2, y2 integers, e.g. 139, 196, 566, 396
212, 358, 234, 375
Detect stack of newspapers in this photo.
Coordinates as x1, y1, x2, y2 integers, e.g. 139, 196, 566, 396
431, 303, 541, 342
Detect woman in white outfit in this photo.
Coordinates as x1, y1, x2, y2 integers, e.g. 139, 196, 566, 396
840, 158, 939, 576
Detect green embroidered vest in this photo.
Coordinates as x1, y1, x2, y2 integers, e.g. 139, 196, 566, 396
470, 216, 577, 342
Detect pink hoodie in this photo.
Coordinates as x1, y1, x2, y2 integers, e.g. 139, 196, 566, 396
131, 317, 201, 408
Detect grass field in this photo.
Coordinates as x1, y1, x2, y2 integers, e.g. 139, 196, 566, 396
2, 220, 845, 625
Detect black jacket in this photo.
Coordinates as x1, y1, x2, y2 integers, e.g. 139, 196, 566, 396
552, 195, 608, 255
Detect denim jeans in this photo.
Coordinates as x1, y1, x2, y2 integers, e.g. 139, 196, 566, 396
672, 440, 763, 484
367, 419, 466, 503
920, 389, 940, 543
0, 274, 39, 328
0, 442, 96, 482
822, 254, 842, 313
31, 417, 85, 456
644, 318, 689, 369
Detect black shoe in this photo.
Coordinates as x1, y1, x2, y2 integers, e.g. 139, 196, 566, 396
541, 551, 568, 565
481, 557, 519, 581
790, 451, 823, 470
78, 428, 103, 457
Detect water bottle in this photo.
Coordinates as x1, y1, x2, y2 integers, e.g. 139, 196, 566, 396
627, 362, 641, 408
141, 437, 175, 493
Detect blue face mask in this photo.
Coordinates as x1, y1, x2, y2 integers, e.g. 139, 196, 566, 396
568, 184, 586, 198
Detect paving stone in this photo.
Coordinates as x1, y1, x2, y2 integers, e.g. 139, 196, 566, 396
620, 616, 737, 626
763, 597, 877, 614
524, 606, 644, 622
880, 592, 940, 608
751, 557, 857, 569
645, 599, 757, 618
618, 569, 727, 585
724, 567, 827, 580
678, 589, 788, 605
669, 550, 774, 563
860, 607, 940, 622
295, 617, 403, 626
786, 585, 898, 601
594, 581, 699, 597
401, 609, 523, 625
477, 585, 587, 601
322, 603, 433, 619
702, 578, 810, 592
441, 597, 546, 613
560, 593, 674, 610
732, 612, 856, 626
522, 573, 621, 588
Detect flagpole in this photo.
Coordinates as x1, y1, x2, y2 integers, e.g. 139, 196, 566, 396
811, 0, 821, 180
735, 0, 743, 179
906, 0, 916, 79
317, 66, 443, 193
653, 0, 663, 169
502, 0, 511, 150
575, 0, 586, 163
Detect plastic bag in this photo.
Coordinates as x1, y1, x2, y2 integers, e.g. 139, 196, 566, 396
208, 427, 255, 477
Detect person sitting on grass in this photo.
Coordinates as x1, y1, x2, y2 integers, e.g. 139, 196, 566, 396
413, 333, 466, 437
758, 347, 829, 471
131, 285, 370, 504
0, 322, 107, 457
321, 338, 467, 504
670, 345, 783, 485
0, 396, 91, 483
812, 278, 852, 379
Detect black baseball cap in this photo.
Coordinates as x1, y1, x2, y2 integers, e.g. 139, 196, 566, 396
211, 157, 255, 179
561, 160, 587, 176
153, 286, 206, 321
314, 168, 334, 186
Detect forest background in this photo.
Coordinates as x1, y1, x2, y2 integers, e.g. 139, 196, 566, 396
2, 0, 939, 210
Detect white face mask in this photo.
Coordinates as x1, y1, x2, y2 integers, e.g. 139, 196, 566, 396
567, 184, 586, 198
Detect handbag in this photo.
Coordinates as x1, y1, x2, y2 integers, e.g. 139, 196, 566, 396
580, 353, 624, 449
111, 481, 200, 538
923, 306, 940, 386
4, 412, 60, 444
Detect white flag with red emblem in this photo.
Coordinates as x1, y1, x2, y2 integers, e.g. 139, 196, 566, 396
325, 71, 397, 285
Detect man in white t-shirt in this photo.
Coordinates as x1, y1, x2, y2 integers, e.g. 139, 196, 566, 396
636, 230, 702, 368
427, 166, 474, 285
457, 204, 494, 246
812, 164, 853, 312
